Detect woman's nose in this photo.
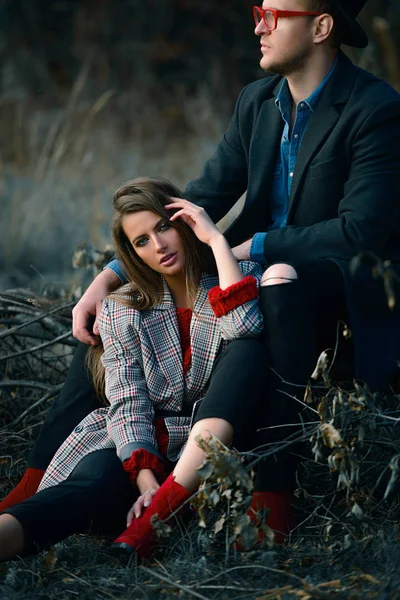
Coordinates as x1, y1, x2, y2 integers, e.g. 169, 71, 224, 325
154, 236, 167, 252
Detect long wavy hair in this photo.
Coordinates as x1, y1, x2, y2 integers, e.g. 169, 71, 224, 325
87, 176, 217, 401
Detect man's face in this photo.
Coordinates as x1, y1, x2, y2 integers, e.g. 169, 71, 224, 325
255, 0, 318, 76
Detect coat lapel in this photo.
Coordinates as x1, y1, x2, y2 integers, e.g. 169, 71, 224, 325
288, 51, 356, 219
141, 281, 184, 405
247, 83, 284, 223
186, 273, 221, 397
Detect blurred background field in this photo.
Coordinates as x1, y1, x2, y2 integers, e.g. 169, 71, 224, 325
1, 0, 400, 292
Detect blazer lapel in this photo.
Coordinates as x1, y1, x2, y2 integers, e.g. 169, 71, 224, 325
186, 273, 221, 397
142, 281, 184, 405
288, 51, 357, 219
247, 83, 284, 224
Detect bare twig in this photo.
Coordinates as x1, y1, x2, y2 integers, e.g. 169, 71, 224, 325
0, 331, 73, 362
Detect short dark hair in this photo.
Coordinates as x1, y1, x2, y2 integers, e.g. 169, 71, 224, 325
308, 0, 342, 48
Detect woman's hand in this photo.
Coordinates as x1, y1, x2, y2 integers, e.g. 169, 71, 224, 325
166, 198, 222, 247
127, 487, 159, 526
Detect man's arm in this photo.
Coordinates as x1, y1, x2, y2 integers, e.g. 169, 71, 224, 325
72, 268, 121, 345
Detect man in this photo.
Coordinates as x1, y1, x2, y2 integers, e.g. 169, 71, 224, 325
2, 0, 400, 539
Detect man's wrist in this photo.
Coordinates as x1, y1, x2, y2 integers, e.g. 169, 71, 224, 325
105, 259, 126, 283
250, 233, 267, 263
99, 267, 122, 290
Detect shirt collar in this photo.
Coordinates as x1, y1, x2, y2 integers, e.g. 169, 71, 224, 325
275, 55, 339, 119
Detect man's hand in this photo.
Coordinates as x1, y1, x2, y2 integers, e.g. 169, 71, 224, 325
72, 269, 121, 345
232, 239, 252, 261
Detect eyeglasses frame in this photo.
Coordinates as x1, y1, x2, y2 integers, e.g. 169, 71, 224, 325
253, 6, 322, 31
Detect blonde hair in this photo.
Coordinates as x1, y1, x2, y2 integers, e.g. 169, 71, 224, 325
87, 176, 217, 402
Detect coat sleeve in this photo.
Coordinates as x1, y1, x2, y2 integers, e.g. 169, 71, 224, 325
98, 299, 161, 462
184, 84, 251, 224
262, 98, 400, 262
208, 261, 264, 340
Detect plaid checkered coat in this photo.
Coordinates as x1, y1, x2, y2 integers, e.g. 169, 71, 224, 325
38, 261, 263, 491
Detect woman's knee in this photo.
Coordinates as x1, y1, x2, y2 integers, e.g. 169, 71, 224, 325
261, 263, 298, 286
69, 450, 125, 487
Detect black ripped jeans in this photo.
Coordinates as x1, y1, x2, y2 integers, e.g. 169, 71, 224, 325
252, 259, 347, 491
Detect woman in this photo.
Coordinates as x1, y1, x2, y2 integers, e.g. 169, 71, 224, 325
0, 177, 269, 561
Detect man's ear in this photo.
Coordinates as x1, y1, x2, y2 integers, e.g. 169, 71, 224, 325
313, 13, 335, 45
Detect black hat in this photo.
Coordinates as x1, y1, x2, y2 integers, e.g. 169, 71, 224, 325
332, 0, 368, 48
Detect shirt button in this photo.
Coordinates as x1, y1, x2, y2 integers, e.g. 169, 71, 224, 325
74, 425, 84, 433
294, 134, 299, 139
300, 103, 305, 108
290, 172, 294, 178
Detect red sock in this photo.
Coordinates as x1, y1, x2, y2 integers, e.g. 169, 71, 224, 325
0, 468, 45, 512
112, 473, 192, 558
234, 490, 294, 549
250, 490, 294, 543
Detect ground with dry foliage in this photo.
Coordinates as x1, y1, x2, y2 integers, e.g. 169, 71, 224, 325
1, 282, 400, 599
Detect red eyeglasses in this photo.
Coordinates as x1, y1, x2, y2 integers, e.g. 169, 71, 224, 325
253, 6, 322, 31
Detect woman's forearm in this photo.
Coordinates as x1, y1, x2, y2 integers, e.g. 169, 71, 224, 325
136, 469, 160, 494
209, 234, 244, 290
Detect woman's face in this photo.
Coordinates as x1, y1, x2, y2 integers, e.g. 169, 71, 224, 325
122, 210, 185, 277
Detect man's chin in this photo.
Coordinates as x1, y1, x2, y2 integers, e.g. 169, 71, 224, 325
260, 59, 279, 74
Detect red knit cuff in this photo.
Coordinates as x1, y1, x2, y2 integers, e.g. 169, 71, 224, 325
123, 449, 165, 486
208, 275, 259, 318
155, 418, 170, 457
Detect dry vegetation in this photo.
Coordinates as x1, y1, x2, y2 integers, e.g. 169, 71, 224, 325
1, 1, 400, 598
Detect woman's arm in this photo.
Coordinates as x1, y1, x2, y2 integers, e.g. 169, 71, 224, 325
208, 261, 264, 340
98, 299, 164, 483
166, 199, 243, 289
166, 199, 263, 338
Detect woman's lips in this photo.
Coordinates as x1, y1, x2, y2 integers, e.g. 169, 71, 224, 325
160, 252, 177, 266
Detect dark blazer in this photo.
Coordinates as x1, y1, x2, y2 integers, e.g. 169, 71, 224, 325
185, 51, 400, 262
185, 51, 400, 390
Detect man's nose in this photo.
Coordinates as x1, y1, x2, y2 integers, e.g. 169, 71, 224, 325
255, 20, 269, 36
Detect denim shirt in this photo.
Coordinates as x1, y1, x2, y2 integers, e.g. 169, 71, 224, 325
107, 58, 338, 281
250, 56, 338, 263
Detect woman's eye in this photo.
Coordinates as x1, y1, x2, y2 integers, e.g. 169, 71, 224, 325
136, 238, 148, 248
159, 222, 170, 232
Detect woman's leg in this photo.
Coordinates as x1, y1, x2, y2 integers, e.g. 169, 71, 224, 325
174, 338, 268, 490
112, 339, 269, 555
0, 449, 135, 561
0, 342, 102, 511
0, 515, 24, 561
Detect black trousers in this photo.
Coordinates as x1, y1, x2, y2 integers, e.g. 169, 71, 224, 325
4, 339, 268, 553
28, 259, 347, 490
5, 449, 135, 554
251, 259, 347, 490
